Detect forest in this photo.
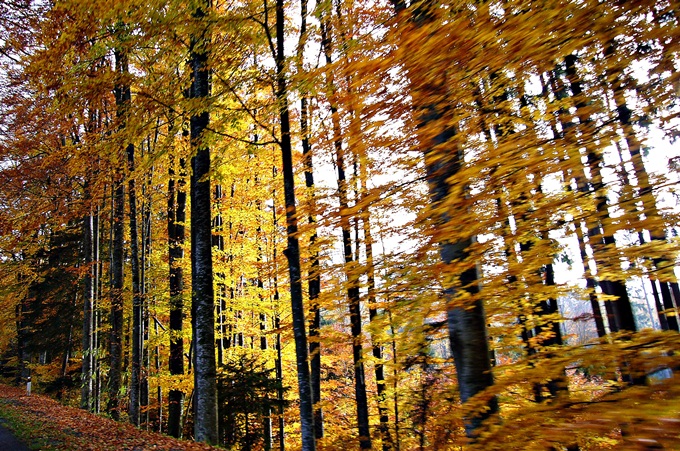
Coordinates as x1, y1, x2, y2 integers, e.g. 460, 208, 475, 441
1, 0, 679, 449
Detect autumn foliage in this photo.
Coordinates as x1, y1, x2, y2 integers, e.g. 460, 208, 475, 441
0, 0, 680, 449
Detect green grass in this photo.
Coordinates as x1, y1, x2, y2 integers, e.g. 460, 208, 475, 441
0, 400, 65, 450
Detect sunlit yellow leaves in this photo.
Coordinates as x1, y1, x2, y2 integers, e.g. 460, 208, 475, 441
1, 0, 680, 448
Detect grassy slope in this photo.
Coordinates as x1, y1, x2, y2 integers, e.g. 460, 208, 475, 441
0, 384, 220, 451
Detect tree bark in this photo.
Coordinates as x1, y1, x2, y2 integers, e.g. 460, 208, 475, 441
269, 184, 286, 451
361, 194, 393, 451
167, 149, 186, 438
565, 54, 636, 333
81, 208, 94, 411
108, 177, 124, 421
189, 0, 218, 443
297, 0, 323, 437
319, 12, 371, 448
213, 183, 227, 366
390, 1, 498, 439
128, 140, 142, 426
545, 69, 607, 338
108, 42, 128, 421
274, 0, 316, 446
605, 44, 678, 332
258, 267, 272, 450
652, 280, 670, 331
111, 30, 143, 426
141, 146, 153, 428
94, 210, 102, 414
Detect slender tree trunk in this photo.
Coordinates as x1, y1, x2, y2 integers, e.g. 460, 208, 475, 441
274, 0, 316, 447
565, 54, 637, 334
566, 53, 642, 385
140, 144, 153, 427
108, 43, 127, 420
213, 183, 227, 366
517, 88, 570, 403
108, 177, 124, 421
652, 280, 670, 331
537, 262, 569, 400
62, 322, 74, 378
167, 149, 186, 438
319, 13, 371, 449
545, 69, 607, 337
15, 300, 31, 388
81, 208, 94, 411
605, 45, 678, 331
659, 282, 679, 331
258, 268, 272, 451
189, 0, 218, 443
113, 34, 143, 426
388, 309, 400, 451
297, 0, 323, 437
128, 139, 142, 426
349, 100, 392, 449
93, 208, 102, 414
670, 282, 680, 329
269, 181, 286, 451
362, 204, 392, 451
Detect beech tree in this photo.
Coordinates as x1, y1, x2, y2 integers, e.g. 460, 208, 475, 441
296, 0, 324, 437
2, 0, 680, 450
389, 0, 499, 438
188, 0, 218, 443
272, 0, 317, 446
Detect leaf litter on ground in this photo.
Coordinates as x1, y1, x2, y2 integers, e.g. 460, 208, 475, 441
0, 384, 221, 451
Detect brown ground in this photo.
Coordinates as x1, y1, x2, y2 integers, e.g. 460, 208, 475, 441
0, 384, 221, 451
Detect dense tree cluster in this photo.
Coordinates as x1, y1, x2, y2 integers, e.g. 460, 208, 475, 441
1, 0, 679, 449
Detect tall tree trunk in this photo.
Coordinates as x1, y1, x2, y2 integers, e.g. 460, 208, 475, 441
566, 54, 643, 387
15, 301, 31, 389
605, 44, 678, 332
274, 0, 316, 447
348, 87, 392, 449
536, 262, 568, 400
113, 32, 143, 426
189, 0, 218, 443
388, 309, 400, 451
108, 176, 124, 421
304, 101, 323, 440
81, 207, 94, 411
274, 314, 285, 451
93, 209, 102, 414
167, 149, 186, 438
545, 69, 607, 338
128, 138, 142, 427
62, 321, 74, 378
269, 180, 286, 451
108, 42, 128, 421
390, 1, 497, 438
670, 283, 680, 329
140, 141, 153, 427
565, 54, 636, 333
258, 267, 272, 451
213, 183, 227, 366
361, 191, 392, 451
517, 86, 570, 403
319, 12, 371, 449
297, 0, 323, 437
652, 280, 670, 331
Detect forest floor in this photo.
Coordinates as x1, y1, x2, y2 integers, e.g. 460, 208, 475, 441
0, 384, 221, 451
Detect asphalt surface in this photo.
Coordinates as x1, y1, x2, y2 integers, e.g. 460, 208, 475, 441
0, 422, 30, 451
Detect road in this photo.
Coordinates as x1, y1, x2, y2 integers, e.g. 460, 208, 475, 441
0, 422, 30, 451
